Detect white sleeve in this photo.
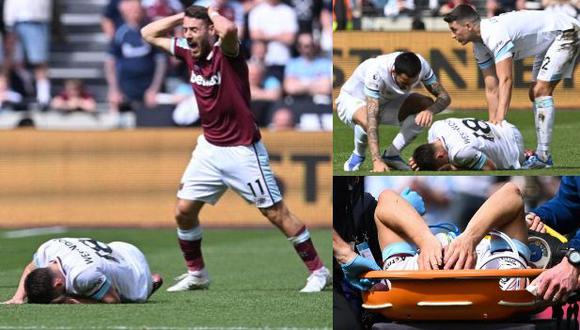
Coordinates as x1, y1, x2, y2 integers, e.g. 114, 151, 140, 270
473, 43, 494, 70
72, 270, 112, 300
33, 241, 54, 267
418, 54, 437, 85
485, 25, 514, 63
363, 63, 383, 99
452, 147, 488, 170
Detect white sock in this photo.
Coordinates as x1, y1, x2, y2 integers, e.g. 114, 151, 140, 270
534, 96, 554, 160
385, 115, 423, 157
353, 124, 367, 157
177, 226, 203, 241
36, 79, 50, 105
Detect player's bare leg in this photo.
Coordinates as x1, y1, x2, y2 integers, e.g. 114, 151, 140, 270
260, 201, 330, 292
344, 104, 368, 171
382, 93, 434, 170
167, 199, 210, 292
524, 80, 560, 168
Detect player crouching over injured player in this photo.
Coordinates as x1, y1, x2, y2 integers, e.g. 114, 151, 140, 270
375, 182, 531, 290
2, 238, 163, 304
410, 117, 525, 171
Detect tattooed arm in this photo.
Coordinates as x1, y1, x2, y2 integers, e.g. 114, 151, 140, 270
366, 96, 389, 172
414, 80, 451, 128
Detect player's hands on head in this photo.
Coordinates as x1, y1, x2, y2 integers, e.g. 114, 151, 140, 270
415, 110, 434, 128
525, 212, 546, 233
443, 233, 477, 270
417, 235, 443, 270
528, 258, 580, 303
371, 159, 390, 172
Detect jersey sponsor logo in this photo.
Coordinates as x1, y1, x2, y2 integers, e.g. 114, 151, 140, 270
190, 71, 221, 87
384, 255, 410, 269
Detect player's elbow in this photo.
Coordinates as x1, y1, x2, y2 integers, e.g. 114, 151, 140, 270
140, 26, 155, 43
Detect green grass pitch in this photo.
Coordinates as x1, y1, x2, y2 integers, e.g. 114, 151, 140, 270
0, 228, 331, 329
333, 110, 580, 175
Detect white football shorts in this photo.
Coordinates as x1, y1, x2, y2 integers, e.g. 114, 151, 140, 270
108, 242, 152, 303
177, 135, 282, 208
533, 26, 580, 82
382, 236, 529, 291
335, 91, 409, 128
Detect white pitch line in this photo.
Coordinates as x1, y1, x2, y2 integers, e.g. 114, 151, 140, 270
3, 226, 68, 239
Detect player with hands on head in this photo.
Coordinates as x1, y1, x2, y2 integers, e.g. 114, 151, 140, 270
140, 5, 329, 293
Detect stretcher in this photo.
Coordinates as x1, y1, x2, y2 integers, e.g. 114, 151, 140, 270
361, 269, 549, 321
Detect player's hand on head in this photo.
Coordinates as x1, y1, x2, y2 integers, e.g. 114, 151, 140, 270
443, 234, 477, 270
371, 159, 390, 172
415, 110, 434, 128
408, 157, 420, 171
525, 212, 546, 233
417, 235, 443, 270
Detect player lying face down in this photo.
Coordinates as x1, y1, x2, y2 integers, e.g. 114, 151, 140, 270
2, 238, 162, 304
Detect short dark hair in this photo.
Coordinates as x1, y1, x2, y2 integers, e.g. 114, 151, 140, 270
394, 52, 421, 78
412, 143, 440, 171
443, 4, 480, 24
25, 268, 58, 304
184, 5, 211, 25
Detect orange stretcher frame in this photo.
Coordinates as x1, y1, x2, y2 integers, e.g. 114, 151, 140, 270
361, 269, 550, 321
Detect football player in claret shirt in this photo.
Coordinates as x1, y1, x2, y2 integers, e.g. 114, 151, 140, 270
140, 5, 330, 292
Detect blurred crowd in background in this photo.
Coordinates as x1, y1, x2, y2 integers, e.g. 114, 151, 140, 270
364, 176, 562, 231
0, 0, 332, 130
333, 0, 579, 30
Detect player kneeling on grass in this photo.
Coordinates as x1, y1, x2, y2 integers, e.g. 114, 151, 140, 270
336, 51, 451, 172
375, 182, 531, 290
2, 238, 163, 304
410, 117, 525, 171
140, 6, 330, 292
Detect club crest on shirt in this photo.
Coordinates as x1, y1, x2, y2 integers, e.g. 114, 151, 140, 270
191, 72, 221, 87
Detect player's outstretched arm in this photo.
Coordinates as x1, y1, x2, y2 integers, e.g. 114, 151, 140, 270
208, 6, 239, 57
494, 57, 514, 125
481, 66, 499, 123
2, 261, 36, 304
141, 13, 184, 53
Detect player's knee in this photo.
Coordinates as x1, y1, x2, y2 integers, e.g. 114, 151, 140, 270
532, 84, 551, 98
528, 86, 535, 102
377, 190, 400, 207
260, 202, 287, 226
174, 204, 198, 227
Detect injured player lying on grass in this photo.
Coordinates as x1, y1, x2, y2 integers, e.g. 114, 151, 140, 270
372, 182, 533, 290
410, 117, 531, 171
2, 238, 163, 304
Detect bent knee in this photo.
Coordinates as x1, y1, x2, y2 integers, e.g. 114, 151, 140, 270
377, 190, 401, 206
260, 202, 289, 225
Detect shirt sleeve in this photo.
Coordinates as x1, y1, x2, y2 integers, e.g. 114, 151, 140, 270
418, 54, 437, 86
33, 241, 53, 267
363, 63, 383, 99
473, 43, 494, 70
452, 147, 487, 170
533, 177, 580, 248
171, 37, 190, 60
72, 270, 112, 301
485, 25, 514, 63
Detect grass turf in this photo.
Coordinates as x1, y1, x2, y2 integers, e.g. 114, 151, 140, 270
333, 110, 580, 175
0, 228, 331, 329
